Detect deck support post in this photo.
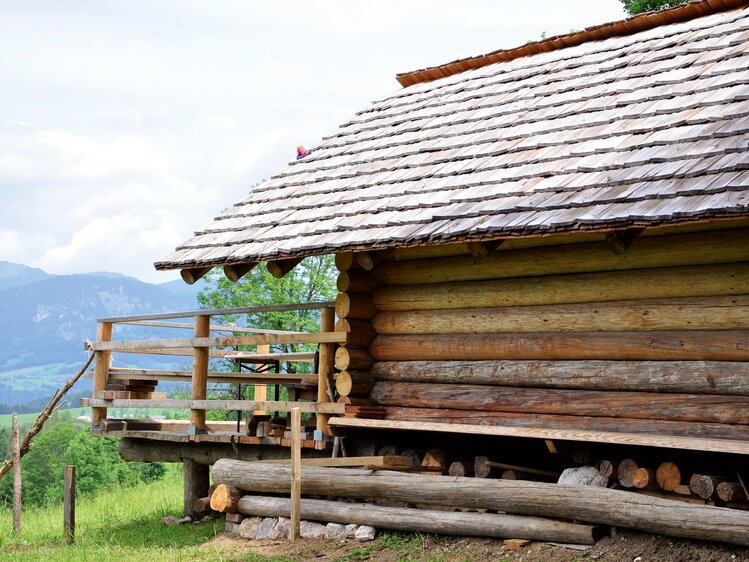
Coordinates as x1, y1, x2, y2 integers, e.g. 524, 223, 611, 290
92, 321, 113, 427
316, 307, 336, 437
183, 458, 210, 519
190, 315, 211, 434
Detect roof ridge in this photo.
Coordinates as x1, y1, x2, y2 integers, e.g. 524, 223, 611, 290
395, 0, 749, 88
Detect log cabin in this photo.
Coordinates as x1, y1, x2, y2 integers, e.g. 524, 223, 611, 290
88, 0, 749, 534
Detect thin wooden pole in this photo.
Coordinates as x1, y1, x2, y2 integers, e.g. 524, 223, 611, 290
63, 465, 75, 544
316, 308, 336, 437
92, 321, 113, 426
290, 407, 301, 541
253, 344, 270, 415
12, 413, 21, 535
191, 315, 211, 434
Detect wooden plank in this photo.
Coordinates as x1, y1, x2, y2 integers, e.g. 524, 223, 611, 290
91, 332, 347, 351
372, 229, 749, 286
370, 360, 749, 395
117, 319, 304, 335
255, 456, 415, 468
106, 368, 317, 386
372, 263, 749, 312
372, 295, 749, 334
225, 351, 316, 362
101, 301, 335, 323
327, 417, 749, 455
81, 398, 345, 414
369, 331, 749, 362
92, 321, 113, 426
370, 381, 749, 424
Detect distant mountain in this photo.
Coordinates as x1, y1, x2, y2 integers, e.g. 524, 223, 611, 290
0, 261, 52, 291
159, 278, 206, 299
0, 264, 202, 408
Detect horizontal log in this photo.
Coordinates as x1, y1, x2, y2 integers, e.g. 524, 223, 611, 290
335, 252, 355, 272
329, 417, 749, 455
370, 381, 749, 424
91, 332, 347, 351
335, 371, 375, 398
335, 293, 378, 320
369, 360, 749, 395
334, 347, 373, 371
656, 462, 682, 492
335, 318, 378, 347
372, 295, 749, 334
373, 229, 749, 285
379, 408, 749, 441
372, 263, 749, 311
237, 495, 602, 544
717, 482, 748, 502
213, 460, 749, 546
81, 398, 344, 414
337, 270, 378, 293
267, 257, 304, 279
210, 484, 242, 513
254, 456, 415, 469
369, 332, 749, 362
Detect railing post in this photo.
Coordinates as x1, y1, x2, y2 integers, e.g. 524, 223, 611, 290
91, 321, 113, 426
190, 315, 210, 434
316, 307, 336, 437
253, 343, 270, 415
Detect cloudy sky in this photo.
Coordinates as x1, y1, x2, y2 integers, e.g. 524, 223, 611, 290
0, 0, 626, 283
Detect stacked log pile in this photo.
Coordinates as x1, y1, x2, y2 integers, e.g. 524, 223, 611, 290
333, 228, 749, 447
211, 459, 749, 546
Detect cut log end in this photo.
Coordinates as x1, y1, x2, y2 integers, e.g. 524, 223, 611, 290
209, 483, 243, 513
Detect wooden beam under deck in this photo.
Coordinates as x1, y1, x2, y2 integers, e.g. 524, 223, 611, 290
327, 418, 749, 455
100, 368, 317, 386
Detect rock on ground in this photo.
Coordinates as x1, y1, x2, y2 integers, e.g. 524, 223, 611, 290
557, 466, 608, 487
346, 524, 359, 538
239, 516, 262, 539
355, 525, 376, 542
255, 517, 278, 540
162, 516, 191, 526
326, 522, 348, 539
270, 517, 290, 540
300, 521, 327, 539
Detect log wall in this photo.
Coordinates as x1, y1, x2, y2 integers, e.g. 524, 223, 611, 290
336, 224, 749, 447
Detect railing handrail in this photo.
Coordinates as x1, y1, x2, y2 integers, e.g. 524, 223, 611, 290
98, 301, 336, 324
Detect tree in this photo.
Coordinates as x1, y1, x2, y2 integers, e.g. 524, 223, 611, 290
620, 0, 687, 15
196, 255, 337, 418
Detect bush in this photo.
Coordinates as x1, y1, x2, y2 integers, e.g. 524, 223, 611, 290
0, 414, 166, 507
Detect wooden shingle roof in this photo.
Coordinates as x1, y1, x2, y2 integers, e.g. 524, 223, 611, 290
156, 1, 749, 271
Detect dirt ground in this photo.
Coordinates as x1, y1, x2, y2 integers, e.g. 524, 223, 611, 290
204, 527, 749, 562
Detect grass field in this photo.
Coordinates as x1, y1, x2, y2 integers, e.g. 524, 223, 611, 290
0, 408, 89, 430
0, 465, 237, 562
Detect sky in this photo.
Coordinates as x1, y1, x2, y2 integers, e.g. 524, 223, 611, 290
0, 0, 627, 283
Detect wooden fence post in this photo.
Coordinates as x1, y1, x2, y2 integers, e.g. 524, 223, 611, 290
190, 315, 210, 434
92, 321, 113, 426
64, 465, 75, 544
12, 413, 21, 535
290, 407, 301, 540
316, 307, 336, 437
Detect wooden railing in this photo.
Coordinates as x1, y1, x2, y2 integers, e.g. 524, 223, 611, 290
83, 302, 342, 437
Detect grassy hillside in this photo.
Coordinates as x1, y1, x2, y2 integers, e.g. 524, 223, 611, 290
0, 465, 230, 562
0, 408, 88, 430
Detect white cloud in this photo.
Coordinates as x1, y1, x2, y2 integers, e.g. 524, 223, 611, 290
0, 0, 627, 283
